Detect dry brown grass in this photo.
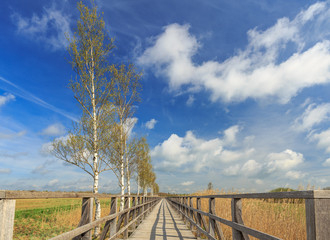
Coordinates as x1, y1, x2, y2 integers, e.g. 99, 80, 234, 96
191, 189, 306, 240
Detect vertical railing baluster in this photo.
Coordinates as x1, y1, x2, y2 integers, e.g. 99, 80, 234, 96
73, 197, 93, 240
196, 197, 202, 239
209, 198, 215, 239
305, 191, 330, 240
132, 196, 137, 230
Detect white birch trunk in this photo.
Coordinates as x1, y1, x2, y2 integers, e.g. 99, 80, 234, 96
93, 171, 101, 234
137, 176, 140, 196
91, 45, 100, 237
126, 156, 131, 208
120, 159, 125, 211
143, 186, 147, 196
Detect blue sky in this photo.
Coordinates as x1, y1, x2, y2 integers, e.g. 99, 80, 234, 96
1, 0, 330, 193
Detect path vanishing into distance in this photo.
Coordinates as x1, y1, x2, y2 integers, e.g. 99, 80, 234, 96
129, 199, 197, 240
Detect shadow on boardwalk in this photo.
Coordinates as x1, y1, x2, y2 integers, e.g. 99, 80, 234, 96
129, 199, 196, 240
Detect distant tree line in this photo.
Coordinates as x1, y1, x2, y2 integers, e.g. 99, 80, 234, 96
50, 2, 157, 236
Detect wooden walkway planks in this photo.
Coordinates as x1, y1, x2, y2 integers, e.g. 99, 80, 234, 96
129, 199, 197, 240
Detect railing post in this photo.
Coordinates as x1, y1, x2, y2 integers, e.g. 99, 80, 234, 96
182, 197, 186, 224
305, 193, 330, 240
196, 197, 202, 239
189, 197, 194, 231
185, 197, 189, 227
110, 197, 118, 238
99, 196, 117, 240
138, 196, 142, 224
131, 196, 137, 230
143, 197, 147, 219
0, 199, 16, 240
147, 197, 150, 214
209, 198, 215, 239
73, 197, 93, 240
123, 197, 129, 239
231, 198, 249, 240
181, 197, 184, 220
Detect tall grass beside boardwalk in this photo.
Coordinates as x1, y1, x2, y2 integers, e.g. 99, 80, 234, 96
193, 189, 306, 240
14, 198, 112, 239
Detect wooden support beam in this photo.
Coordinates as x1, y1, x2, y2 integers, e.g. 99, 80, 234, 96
231, 198, 249, 240
0, 199, 15, 240
99, 197, 117, 240
209, 198, 225, 239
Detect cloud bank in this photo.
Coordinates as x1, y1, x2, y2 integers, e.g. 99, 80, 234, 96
139, 2, 330, 103
151, 126, 255, 172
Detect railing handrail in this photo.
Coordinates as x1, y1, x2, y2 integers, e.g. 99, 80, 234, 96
167, 190, 330, 199
0, 190, 154, 199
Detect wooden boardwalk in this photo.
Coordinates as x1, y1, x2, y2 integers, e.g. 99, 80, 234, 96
129, 199, 197, 240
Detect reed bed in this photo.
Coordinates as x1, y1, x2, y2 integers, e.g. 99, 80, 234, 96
191, 189, 306, 240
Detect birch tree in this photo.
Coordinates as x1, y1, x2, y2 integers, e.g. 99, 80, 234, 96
153, 183, 159, 195
136, 137, 149, 196
52, 1, 114, 236
110, 63, 142, 210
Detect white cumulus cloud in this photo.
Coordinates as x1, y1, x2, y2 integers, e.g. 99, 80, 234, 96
310, 129, 330, 153
323, 158, 330, 167
241, 159, 262, 176
145, 118, 157, 129
138, 2, 330, 103
41, 123, 65, 136
0, 93, 15, 107
181, 181, 194, 186
152, 126, 254, 172
285, 170, 306, 180
223, 125, 240, 146
266, 149, 304, 172
223, 164, 240, 176
294, 103, 330, 131
223, 159, 262, 177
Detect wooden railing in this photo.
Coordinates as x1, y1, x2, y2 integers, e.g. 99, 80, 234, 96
167, 190, 330, 240
0, 190, 161, 240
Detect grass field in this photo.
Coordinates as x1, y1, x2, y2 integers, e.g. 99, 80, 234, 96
14, 198, 112, 239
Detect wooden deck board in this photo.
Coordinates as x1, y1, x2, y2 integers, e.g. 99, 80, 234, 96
129, 199, 197, 240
